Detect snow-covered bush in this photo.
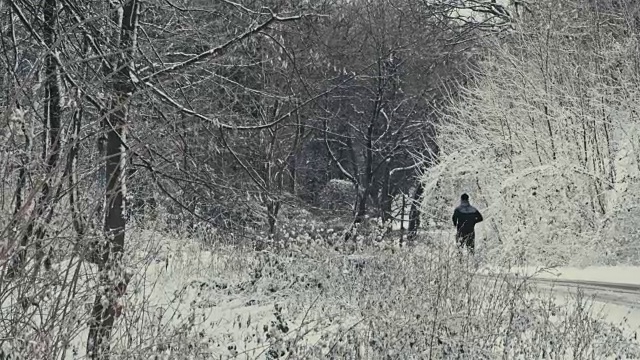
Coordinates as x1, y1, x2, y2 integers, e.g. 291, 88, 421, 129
103, 232, 639, 358
3, 223, 637, 359
318, 179, 358, 212
423, 2, 640, 265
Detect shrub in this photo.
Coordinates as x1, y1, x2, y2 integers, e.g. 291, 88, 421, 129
318, 179, 359, 213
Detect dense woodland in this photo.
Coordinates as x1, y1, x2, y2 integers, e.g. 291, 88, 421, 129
1, 0, 640, 358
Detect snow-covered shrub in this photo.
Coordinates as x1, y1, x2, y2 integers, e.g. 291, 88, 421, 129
95, 230, 639, 359
278, 215, 346, 248
318, 179, 358, 212
4, 225, 632, 359
423, 2, 640, 265
599, 178, 640, 264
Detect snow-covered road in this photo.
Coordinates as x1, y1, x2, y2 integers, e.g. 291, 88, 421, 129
517, 267, 640, 340
532, 277, 640, 307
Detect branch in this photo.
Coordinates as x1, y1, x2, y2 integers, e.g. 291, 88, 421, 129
140, 74, 350, 130
390, 161, 425, 176
219, 0, 267, 16
7, 0, 106, 111
218, 128, 268, 192
323, 119, 358, 185
163, 0, 216, 13
138, 13, 307, 83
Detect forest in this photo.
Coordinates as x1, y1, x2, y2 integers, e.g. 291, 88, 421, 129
1, 0, 640, 358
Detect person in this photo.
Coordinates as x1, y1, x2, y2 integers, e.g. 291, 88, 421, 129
452, 193, 483, 254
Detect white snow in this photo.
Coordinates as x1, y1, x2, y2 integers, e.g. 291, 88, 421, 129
511, 265, 640, 286
501, 265, 640, 343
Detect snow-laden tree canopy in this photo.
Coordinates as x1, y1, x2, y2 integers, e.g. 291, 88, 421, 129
423, 2, 640, 265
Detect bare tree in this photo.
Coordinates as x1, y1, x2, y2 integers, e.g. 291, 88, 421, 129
86, 1, 139, 357
311, 0, 478, 240
0, 0, 502, 356
3, 0, 63, 278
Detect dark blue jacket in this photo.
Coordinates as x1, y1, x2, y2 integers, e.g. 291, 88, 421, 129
452, 201, 483, 234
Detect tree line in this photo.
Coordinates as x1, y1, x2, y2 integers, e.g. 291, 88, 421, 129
0, 0, 511, 357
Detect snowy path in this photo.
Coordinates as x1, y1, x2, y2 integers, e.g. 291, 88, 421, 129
476, 269, 640, 309
507, 268, 640, 340
506, 266, 640, 308
531, 277, 640, 306
473, 263, 640, 342
536, 277, 640, 346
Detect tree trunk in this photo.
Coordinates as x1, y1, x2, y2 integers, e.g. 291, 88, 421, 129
345, 94, 378, 241
266, 200, 280, 236
408, 183, 423, 240
68, 95, 85, 241
87, 1, 138, 358
354, 115, 375, 225
12, 0, 62, 274
6, 105, 34, 271
355, 187, 370, 224
400, 193, 406, 231
34, 0, 63, 266
288, 105, 303, 194
380, 168, 392, 222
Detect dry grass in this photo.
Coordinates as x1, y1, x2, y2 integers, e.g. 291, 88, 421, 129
1, 222, 639, 359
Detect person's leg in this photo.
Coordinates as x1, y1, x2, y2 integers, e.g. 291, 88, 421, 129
455, 232, 464, 260
466, 232, 475, 255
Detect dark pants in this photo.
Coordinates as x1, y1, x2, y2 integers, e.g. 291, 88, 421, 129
456, 231, 475, 254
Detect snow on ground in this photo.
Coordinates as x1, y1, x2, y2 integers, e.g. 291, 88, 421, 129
110, 231, 640, 358
539, 282, 640, 351
510, 265, 640, 286
490, 265, 640, 344
12, 227, 636, 358
106, 230, 364, 358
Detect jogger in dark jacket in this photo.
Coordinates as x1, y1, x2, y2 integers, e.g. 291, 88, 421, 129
452, 193, 483, 254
